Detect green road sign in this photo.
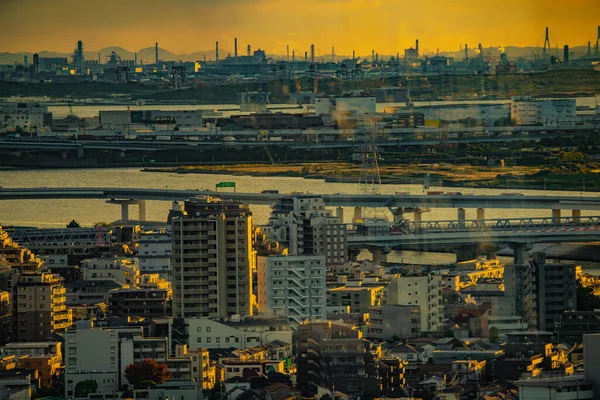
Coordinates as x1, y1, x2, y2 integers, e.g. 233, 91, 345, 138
216, 182, 236, 188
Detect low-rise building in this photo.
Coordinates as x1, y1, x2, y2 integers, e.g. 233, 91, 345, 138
387, 273, 443, 333
327, 284, 384, 314
108, 288, 169, 318
367, 305, 421, 340
170, 317, 292, 351
80, 257, 140, 287
136, 230, 171, 278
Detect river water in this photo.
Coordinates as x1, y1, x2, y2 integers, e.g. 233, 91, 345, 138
0, 168, 599, 272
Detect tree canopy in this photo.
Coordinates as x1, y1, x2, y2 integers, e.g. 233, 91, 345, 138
124, 359, 171, 388
74, 380, 98, 397
66, 219, 81, 228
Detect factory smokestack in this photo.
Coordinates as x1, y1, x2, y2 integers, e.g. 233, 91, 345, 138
216, 41, 219, 65
310, 44, 315, 63
332, 46, 334, 61
416, 39, 419, 55
564, 44, 569, 64
287, 45, 289, 62
352, 50, 355, 62
234, 38, 238, 58
33, 53, 39, 77
247, 45, 251, 56
372, 50, 375, 62
155, 42, 159, 65
589, 41, 592, 57
134, 52, 137, 66
305, 51, 308, 62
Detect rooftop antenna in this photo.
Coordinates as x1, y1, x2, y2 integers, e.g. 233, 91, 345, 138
543, 27, 550, 55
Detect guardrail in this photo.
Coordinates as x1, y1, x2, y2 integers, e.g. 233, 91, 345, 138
349, 216, 600, 236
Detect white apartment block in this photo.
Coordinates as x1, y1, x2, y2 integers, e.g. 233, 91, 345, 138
174, 317, 292, 351
262, 194, 347, 266
257, 255, 327, 324
387, 274, 443, 333
64, 320, 168, 397
80, 257, 140, 287
136, 230, 172, 277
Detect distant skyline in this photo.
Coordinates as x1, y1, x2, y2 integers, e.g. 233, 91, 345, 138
1, 0, 599, 55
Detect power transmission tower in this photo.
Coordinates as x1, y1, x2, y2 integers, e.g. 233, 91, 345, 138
358, 128, 383, 218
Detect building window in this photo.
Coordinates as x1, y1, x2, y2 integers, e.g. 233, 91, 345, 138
206, 327, 211, 332
197, 327, 202, 332
206, 337, 211, 343
197, 337, 202, 343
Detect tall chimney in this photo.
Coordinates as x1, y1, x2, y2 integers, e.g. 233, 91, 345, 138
310, 44, 315, 63
33, 53, 39, 76
416, 39, 419, 55
305, 51, 308, 62
216, 41, 219, 65
352, 50, 355, 61
247, 45, 251, 56
332, 46, 334, 61
134, 52, 137, 66
234, 38, 238, 58
155, 42, 159, 64
563, 45, 569, 64
287, 45, 289, 62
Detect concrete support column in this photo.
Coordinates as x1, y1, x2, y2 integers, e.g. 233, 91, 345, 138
413, 209, 423, 230
336, 207, 344, 221
552, 209, 561, 224
511, 243, 533, 265
476, 208, 485, 229
353, 206, 362, 223
572, 209, 581, 224
121, 203, 129, 221
454, 245, 478, 262
457, 208, 466, 229
138, 200, 147, 221
482, 244, 499, 260
370, 247, 383, 265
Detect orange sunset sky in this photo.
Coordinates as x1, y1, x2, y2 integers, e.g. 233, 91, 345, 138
1, 0, 599, 55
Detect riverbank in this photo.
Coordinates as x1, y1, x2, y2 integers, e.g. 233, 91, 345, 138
141, 163, 600, 192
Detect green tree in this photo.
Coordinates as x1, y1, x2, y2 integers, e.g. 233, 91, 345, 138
66, 219, 81, 228
124, 359, 171, 388
74, 380, 98, 397
489, 327, 500, 343
93, 221, 110, 227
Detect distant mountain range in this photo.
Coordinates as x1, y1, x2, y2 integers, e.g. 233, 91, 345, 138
0, 45, 594, 65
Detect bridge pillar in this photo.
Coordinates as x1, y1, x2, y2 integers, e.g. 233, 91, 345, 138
511, 243, 533, 265
413, 208, 423, 228
106, 199, 147, 222
336, 207, 344, 221
454, 245, 477, 262
457, 208, 466, 229
476, 208, 485, 228
121, 203, 129, 221
370, 247, 384, 265
572, 209, 581, 224
482, 244, 499, 260
552, 209, 561, 224
138, 200, 147, 221
353, 207, 362, 223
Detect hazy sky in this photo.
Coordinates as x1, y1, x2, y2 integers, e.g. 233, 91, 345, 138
1, 0, 599, 55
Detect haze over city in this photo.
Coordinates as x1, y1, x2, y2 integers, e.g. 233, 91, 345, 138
2, 0, 600, 54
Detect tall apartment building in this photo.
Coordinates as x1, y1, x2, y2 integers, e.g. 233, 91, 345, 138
257, 255, 327, 323
262, 194, 347, 266
171, 196, 255, 318
14, 272, 72, 342
505, 252, 577, 330
387, 273, 443, 333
